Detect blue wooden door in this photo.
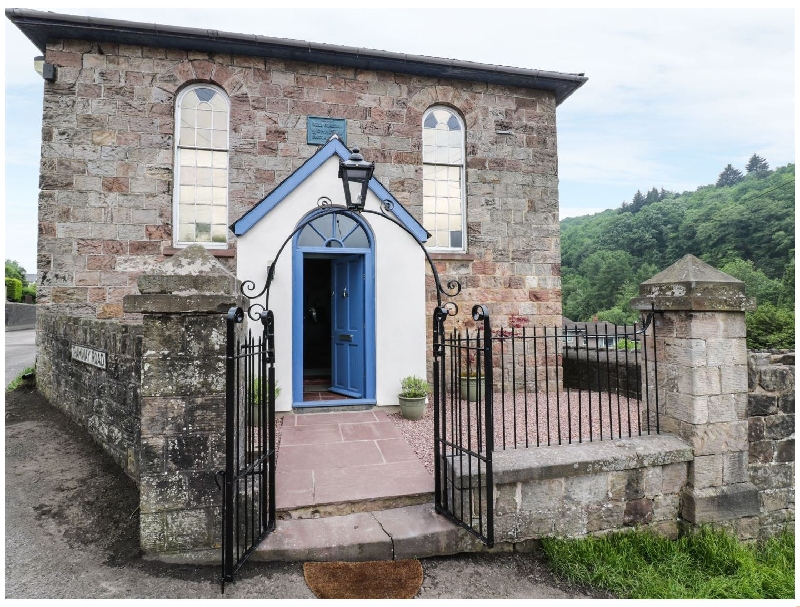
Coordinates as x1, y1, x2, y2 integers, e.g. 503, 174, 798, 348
330, 255, 365, 398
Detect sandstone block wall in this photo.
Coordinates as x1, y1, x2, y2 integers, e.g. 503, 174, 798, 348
484, 435, 692, 542
747, 351, 795, 539
36, 309, 142, 480
39, 38, 562, 328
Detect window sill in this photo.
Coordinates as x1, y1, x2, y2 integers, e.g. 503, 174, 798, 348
163, 247, 236, 258
428, 253, 476, 262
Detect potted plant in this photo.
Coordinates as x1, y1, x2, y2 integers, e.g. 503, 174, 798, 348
250, 379, 280, 425
459, 354, 484, 403
398, 375, 429, 420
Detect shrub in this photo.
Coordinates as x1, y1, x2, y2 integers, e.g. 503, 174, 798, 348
5, 277, 22, 302
746, 303, 795, 350
22, 284, 36, 302
399, 375, 429, 398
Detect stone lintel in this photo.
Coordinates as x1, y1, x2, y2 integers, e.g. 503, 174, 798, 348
631, 254, 756, 312
681, 482, 760, 523
461, 434, 693, 487
123, 293, 236, 314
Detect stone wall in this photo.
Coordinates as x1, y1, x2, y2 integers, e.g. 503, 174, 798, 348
39, 38, 561, 329
562, 347, 641, 399
747, 351, 795, 539
467, 435, 693, 542
5, 302, 37, 330
36, 308, 142, 480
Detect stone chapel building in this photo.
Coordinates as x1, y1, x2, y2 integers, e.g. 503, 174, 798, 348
8, 7, 585, 463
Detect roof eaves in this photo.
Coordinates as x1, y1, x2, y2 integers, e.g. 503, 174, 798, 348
6, 8, 587, 104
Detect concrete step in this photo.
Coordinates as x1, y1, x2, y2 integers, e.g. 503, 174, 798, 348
253, 503, 487, 563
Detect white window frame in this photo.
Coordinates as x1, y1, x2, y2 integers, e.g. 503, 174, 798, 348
172, 83, 230, 249
422, 106, 467, 253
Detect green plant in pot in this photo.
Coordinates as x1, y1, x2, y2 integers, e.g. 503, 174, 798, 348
249, 378, 280, 425
459, 354, 484, 403
398, 375, 429, 420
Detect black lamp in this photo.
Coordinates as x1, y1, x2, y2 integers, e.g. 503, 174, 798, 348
338, 147, 375, 212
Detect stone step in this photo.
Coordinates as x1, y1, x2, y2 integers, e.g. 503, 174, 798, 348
278, 490, 433, 520
253, 503, 487, 563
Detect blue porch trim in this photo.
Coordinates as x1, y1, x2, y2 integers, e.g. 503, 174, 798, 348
230, 135, 428, 242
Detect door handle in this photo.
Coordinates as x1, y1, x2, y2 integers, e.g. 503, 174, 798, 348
342, 286, 348, 298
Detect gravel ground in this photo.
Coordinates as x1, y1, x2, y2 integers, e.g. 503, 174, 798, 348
6, 386, 609, 599
388, 390, 653, 474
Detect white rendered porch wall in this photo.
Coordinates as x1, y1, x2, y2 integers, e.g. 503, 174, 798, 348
236, 156, 427, 411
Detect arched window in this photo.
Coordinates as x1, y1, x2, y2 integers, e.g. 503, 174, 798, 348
422, 106, 465, 250
173, 84, 230, 246
297, 212, 370, 249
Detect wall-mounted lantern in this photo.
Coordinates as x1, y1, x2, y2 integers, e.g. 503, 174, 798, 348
338, 147, 375, 212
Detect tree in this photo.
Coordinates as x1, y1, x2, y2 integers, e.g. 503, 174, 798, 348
746, 153, 769, 173
720, 258, 785, 307
630, 190, 646, 212
716, 164, 744, 187
5, 259, 27, 287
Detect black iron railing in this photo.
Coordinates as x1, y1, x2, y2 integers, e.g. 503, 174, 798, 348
440, 311, 659, 453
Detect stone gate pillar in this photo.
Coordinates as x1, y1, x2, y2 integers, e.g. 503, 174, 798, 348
124, 245, 240, 562
632, 254, 760, 535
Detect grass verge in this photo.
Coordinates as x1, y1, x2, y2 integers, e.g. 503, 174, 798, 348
542, 527, 794, 599
6, 366, 35, 392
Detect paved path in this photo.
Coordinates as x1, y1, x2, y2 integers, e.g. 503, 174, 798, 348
277, 410, 433, 512
5, 328, 35, 387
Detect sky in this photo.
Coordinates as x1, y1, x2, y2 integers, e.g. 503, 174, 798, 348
3, 5, 796, 274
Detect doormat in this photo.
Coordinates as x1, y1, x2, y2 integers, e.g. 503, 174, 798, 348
303, 559, 423, 599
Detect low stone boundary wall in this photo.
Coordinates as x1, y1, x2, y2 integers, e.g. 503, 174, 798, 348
453, 435, 693, 542
5, 302, 37, 330
748, 351, 795, 539
36, 309, 143, 482
562, 347, 641, 398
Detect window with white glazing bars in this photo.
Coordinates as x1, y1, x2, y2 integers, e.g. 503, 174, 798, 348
173, 85, 230, 246
422, 107, 466, 251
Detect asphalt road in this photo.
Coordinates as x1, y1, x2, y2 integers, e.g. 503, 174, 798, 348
5, 329, 36, 388
4, 386, 606, 600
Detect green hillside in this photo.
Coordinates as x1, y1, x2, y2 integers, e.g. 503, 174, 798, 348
560, 163, 795, 348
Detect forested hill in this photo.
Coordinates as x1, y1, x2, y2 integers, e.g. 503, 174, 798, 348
560, 163, 795, 345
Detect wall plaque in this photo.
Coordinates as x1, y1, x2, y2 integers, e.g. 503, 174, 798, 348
71, 345, 107, 370
307, 117, 346, 145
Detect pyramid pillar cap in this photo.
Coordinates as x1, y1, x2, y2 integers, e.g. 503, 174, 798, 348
631, 254, 756, 312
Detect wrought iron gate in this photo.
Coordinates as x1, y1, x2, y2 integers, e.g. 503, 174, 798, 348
219, 306, 276, 592
433, 304, 494, 546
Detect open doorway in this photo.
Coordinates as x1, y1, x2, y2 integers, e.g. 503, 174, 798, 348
302, 254, 367, 402
302, 257, 336, 401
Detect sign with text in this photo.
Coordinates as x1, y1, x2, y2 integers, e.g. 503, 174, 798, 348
71, 345, 107, 370
307, 117, 346, 145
